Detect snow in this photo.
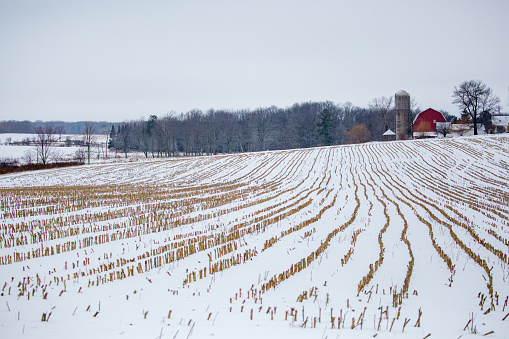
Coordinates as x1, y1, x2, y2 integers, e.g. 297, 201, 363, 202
0, 133, 108, 144
0, 145, 83, 161
0, 133, 109, 163
0, 135, 508, 338
0, 145, 36, 159
492, 116, 509, 127
395, 90, 409, 96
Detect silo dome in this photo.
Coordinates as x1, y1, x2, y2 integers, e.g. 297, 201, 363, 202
396, 90, 410, 96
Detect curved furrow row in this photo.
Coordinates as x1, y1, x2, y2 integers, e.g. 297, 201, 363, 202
0, 135, 508, 338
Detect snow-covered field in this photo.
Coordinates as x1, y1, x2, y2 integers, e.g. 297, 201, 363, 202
0, 133, 109, 164
0, 135, 508, 338
0, 133, 108, 145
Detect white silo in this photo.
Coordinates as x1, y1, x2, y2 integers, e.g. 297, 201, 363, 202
395, 90, 412, 140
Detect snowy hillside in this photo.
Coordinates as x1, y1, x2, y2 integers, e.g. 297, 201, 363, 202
0, 135, 508, 338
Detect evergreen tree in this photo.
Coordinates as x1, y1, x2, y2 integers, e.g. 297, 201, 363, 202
317, 108, 334, 146
108, 125, 116, 149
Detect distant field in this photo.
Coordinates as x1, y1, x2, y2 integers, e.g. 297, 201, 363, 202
0, 135, 508, 338
0, 133, 108, 162
0, 133, 108, 144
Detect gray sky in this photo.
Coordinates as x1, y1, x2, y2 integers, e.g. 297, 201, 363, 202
1, 0, 508, 122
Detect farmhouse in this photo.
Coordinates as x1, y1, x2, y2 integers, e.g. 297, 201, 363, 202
412, 108, 446, 138
489, 115, 509, 133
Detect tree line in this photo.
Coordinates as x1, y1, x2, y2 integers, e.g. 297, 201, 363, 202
108, 99, 429, 157
0, 120, 112, 135
3, 79, 505, 167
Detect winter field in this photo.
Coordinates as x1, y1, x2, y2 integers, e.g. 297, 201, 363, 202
0, 135, 508, 338
0, 133, 110, 164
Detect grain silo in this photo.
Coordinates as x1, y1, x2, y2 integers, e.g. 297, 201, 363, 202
395, 90, 412, 140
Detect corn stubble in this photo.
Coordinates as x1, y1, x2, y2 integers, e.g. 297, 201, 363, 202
0, 136, 508, 337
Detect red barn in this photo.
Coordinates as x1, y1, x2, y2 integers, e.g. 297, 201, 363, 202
413, 108, 446, 137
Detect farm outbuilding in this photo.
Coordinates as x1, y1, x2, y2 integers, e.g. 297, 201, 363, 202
490, 115, 509, 133
413, 108, 446, 138
382, 129, 396, 141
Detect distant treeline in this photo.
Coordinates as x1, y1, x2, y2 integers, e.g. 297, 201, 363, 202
107, 100, 434, 157
2, 100, 456, 156
0, 120, 114, 135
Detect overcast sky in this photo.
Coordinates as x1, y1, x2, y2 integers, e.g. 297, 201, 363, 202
1, 0, 508, 122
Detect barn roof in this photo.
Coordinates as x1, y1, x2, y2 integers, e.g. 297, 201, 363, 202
412, 108, 446, 124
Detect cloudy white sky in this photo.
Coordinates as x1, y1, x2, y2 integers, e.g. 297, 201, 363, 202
1, 0, 508, 122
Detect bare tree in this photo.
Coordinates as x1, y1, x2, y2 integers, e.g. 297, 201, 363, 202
452, 80, 501, 135
182, 109, 204, 156
54, 126, 65, 142
74, 148, 86, 163
213, 110, 238, 153
252, 109, 271, 151
158, 114, 176, 157
136, 120, 151, 158
117, 123, 131, 158
410, 97, 421, 114
369, 96, 394, 131
34, 126, 56, 165
291, 102, 319, 148
238, 113, 251, 152
436, 122, 451, 137
82, 122, 96, 164
22, 149, 35, 164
